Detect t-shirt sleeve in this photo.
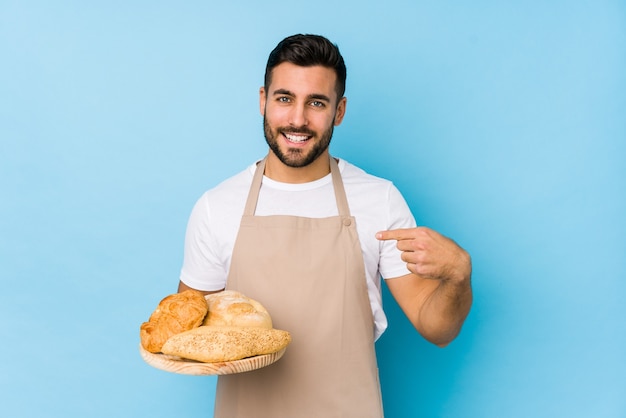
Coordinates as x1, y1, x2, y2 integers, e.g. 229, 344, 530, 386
378, 183, 417, 280
179, 194, 228, 291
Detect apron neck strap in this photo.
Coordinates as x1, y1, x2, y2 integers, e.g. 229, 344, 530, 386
244, 155, 351, 217
329, 156, 351, 217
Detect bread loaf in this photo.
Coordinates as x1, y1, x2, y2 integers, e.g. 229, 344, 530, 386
203, 290, 272, 329
140, 289, 208, 353
161, 326, 291, 362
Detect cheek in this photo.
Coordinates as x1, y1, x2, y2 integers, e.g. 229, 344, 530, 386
322, 114, 339, 130
265, 106, 289, 125
307, 110, 335, 127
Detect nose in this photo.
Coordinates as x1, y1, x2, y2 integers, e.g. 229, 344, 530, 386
288, 103, 308, 127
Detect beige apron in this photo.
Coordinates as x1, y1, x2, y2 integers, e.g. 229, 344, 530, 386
213, 156, 384, 418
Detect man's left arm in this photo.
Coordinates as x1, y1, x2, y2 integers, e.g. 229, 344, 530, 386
377, 227, 473, 347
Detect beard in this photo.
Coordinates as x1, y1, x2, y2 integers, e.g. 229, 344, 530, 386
263, 116, 335, 168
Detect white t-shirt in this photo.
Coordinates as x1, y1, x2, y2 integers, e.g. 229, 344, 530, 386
180, 158, 416, 340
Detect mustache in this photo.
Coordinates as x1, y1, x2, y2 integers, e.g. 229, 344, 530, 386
278, 127, 316, 136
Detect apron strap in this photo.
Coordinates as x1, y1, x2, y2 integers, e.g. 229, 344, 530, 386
243, 158, 266, 216
243, 155, 352, 217
329, 156, 351, 218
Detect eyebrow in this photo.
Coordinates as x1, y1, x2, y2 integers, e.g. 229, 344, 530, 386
272, 88, 331, 103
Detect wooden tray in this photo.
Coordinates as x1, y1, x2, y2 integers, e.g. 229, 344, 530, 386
139, 344, 287, 375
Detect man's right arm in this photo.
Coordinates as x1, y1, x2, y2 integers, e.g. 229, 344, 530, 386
177, 280, 224, 296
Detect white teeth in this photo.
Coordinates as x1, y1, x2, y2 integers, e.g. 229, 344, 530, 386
284, 133, 309, 143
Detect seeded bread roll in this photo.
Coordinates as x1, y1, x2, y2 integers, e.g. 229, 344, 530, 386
203, 290, 272, 329
161, 326, 291, 362
140, 290, 208, 353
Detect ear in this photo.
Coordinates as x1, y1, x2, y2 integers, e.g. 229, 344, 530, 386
259, 87, 267, 116
333, 97, 347, 126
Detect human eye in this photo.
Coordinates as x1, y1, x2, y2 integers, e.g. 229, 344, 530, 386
310, 100, 326, 108
277, 96, 291, 103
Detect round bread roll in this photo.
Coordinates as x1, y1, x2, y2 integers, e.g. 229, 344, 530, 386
203, 290, 272, 329
140, 289, 208, 353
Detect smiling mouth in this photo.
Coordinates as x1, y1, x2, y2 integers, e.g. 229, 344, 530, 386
282, 132, 312, 144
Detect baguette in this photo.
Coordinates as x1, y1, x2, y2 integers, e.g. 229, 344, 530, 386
161, 326, 291, 362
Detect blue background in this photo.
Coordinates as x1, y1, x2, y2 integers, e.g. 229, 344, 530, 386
1, 1, 624, 417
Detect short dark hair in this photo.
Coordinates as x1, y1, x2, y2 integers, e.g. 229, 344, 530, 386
264, 34, 347, 100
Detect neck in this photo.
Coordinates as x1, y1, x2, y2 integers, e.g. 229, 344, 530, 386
264, 151, 331, 183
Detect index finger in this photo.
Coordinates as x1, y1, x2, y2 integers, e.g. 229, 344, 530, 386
375, 228, 418, 241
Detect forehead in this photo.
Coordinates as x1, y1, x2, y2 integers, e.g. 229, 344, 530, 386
268, 62, 338, 99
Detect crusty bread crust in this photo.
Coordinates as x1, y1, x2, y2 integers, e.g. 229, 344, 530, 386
203, 290, 272, 329
140, 290, 208, 353
161, 326, 291, 362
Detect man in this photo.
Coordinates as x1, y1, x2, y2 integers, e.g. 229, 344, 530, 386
178, 34, 472, 417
